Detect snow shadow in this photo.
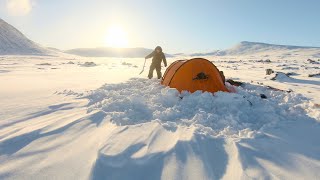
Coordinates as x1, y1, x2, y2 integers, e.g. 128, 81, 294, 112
1, 103, 75, 128
0, 111, 107, 156
237, 118, 320, 178
0, 70, 10, 73
273, 72, 320, 86
85, 78, 320, 178
90, 133, 228, 180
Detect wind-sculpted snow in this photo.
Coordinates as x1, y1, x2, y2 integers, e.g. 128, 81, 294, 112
84, 78, 320, 179
0, 56, 319, 180
86, 78, 318, 138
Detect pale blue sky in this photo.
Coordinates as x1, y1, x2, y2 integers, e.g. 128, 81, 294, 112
1, 0, 320, 53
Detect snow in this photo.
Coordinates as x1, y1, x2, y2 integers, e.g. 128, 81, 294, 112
86, 78, 318, 136
0, 53, 319, 180
0, 19, 61, 56
191, 41, 320, 59
0, 19, 45, 55
1, 17, 320, 179
0, 19, 320, 179
224, 41, 320, 57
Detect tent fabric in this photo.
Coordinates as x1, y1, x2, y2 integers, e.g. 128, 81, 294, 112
161, 58, 229, 93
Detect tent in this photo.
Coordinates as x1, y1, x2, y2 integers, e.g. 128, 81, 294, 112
161, 58, 229, 93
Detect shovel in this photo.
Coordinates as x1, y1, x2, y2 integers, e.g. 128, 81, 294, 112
139, 58, 147, 75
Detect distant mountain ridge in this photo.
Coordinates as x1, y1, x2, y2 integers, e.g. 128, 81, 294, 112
1, 18, 319, 58
0, 18, 50, 55
65, 47, 173, 58
65, 42, 320, 58
238, 41, 320, 49
224, 41, 320, 55
191, 41, 320, 58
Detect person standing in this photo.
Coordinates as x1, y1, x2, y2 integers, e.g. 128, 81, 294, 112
145, 46, 167, 79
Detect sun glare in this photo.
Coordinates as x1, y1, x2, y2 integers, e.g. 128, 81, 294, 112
105, 26, 128, 48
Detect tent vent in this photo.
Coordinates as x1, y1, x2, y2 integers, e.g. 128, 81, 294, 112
193, 72, 209, 80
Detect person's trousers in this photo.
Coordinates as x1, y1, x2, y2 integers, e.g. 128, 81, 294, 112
148, 63, 162, 79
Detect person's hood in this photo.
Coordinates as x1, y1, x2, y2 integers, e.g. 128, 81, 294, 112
155, 46, 162, 52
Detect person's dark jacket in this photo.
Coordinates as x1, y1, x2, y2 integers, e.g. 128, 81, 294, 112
145, 46, 167, 67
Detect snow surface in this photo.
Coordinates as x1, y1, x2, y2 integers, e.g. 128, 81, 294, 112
0, 55, 319, 180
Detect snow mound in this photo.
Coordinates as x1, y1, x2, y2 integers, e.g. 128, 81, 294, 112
85, 78, 320, 179
87, 78, 318, 137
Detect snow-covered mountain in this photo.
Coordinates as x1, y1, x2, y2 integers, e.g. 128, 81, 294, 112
66, 42, 320, 58
0, 18, 49, 55
192, 41, 320, 58
225, 41, 320, 56
65, 47, 174, 58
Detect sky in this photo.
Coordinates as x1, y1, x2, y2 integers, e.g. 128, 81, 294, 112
0, 0, 320, 53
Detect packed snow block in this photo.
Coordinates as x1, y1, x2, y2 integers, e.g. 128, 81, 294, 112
161, 58, 229, 93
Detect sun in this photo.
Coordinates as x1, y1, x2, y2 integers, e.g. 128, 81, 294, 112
104, 25, 128, 48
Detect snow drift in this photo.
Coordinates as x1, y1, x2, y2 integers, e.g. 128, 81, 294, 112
0, 71, 319, 180
85, 78, 320, 179
1, 50, 320, 180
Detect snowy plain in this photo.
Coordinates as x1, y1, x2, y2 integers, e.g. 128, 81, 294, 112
0, 54, 319, 180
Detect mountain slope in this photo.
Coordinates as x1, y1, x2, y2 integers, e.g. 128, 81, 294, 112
191, 41, 320, 58
224, 41, 320, 56
0, 18, 49, 55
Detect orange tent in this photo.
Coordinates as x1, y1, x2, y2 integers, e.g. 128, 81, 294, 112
161, 58, 229, 93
